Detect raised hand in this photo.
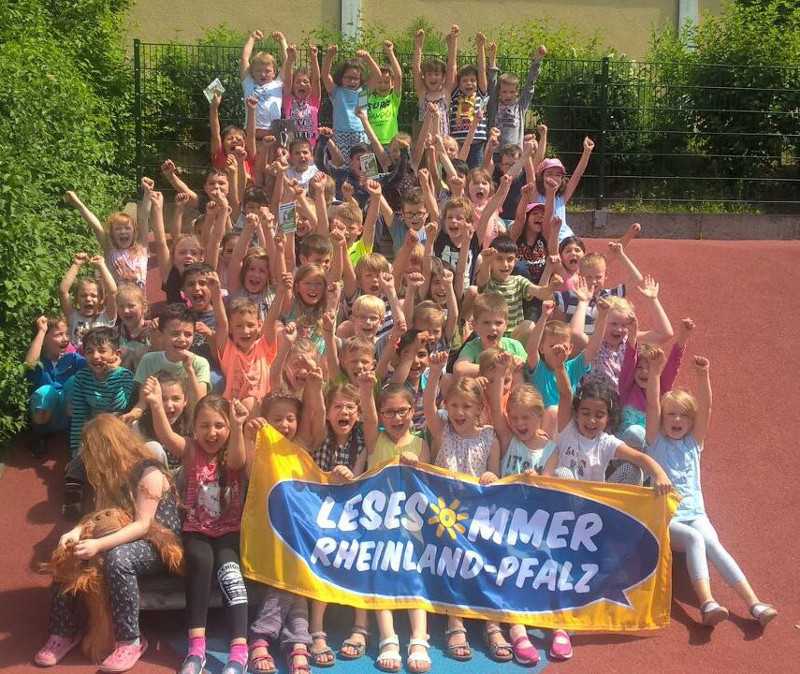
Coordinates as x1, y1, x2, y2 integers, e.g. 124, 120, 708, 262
35, 315, 49, 333
637, 275, 660, 300
161, 159, 177, 175
693, 355, 710, 372
251, 29, 264, 41
246, 96, 258, 111
648, 346, 667, 374
573, 275, 591, 303
550, 342, 569, 365
141, 176, 155, 193
583, 136, 595, 152
541, 299, 555, 319
429, 350, 449, 372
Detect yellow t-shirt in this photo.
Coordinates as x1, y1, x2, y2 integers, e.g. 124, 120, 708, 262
368, 432, 425, 469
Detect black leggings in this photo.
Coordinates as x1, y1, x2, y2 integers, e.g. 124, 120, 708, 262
182, 532, 248, 639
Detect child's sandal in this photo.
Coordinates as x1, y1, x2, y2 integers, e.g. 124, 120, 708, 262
286, 646, 310, 674
700, 600, 729, 626
750, 602, 778, 627
376, 636, 402, 673
248, 639, 277, 674
511, 634, 540, 665
484, 626, 513, 662
407, 638, 432, 674
549, 630, 573, 660
444, 627, 472, 661
338, 626, 368, 660
309, 631, 336, 668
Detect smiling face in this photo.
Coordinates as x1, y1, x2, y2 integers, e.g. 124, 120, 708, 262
43, 321, 70, 359
352, 308, 383, 339
401, 344, 430, 382
560, 242, 585, 274
327, 392, 359, 438
376, 70, 393, 95
342, 350, 375, 382
290, 143, 312, 171
459, 73, 478, 96
300, 252, 332, 272
445, 392, 482, 432
526, 208, 545, 235
341, 66, 362, 90
193, 406, 230, 456
174, 238, 204, 271
160, 381, 188, 424
605, 309, 631, 347
576, 398, 610, 439
507, 402, 543, 443
230, 310, 262, 351
267, 399, 300, 439
475, 311, 507, 348
222, 130, 245, 155
379, 393, 413, 441
110, 218, 135, 250
117, 293, 145, 329
84, 342, 119, 377
358, 270, 382, 295
161, 318, 194, 358
402, 203, 428, 232
182, 272, 211, 311
251, 61, 275, 85
634, 356, 650, 389
76, 280, 101, 316
422, 68, 444, 92
444, 206, 468, 241
661, 400, 693, 440
491, 252, 516, 282
244, 257, 270, 294
499, 82, 519, 105
468, 175, 492, 204
293, 72, 311, 98
297, 273, 325, 306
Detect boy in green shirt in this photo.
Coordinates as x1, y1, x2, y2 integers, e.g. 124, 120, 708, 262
358, 41, 403, 146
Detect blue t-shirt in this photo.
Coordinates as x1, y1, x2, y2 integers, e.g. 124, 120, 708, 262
26, 352, 86, 389
331, 86, 366, 133
527, 352, 589, 408
646, 433, 705, 521
534, 193, 574, 241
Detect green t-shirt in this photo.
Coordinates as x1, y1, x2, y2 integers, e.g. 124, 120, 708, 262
367, 91, 401, 145
134, 351, 211, 391
481, 275, 536, 334
348, 238, 373, 268
456, 336, 527, 364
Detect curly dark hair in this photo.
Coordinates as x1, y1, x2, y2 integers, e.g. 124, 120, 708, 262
573, 375, 621, 434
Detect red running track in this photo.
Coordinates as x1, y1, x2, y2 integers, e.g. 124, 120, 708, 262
1, 239, 799, 672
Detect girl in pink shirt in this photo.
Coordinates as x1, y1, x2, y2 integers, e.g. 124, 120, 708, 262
283, 44, 322, 148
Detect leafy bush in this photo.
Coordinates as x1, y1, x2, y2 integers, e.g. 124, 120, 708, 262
0, 0, 133, 444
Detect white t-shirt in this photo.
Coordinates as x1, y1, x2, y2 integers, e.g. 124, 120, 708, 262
286, 164, 319, 189
242, 74, 283, 130
554, 419, 622, 482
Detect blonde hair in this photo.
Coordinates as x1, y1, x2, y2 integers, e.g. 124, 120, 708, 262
116, 282, 147, 309
413, 301, 445, 328
352, 294, 386, 318
240, 246, 271, 288
251, 51, 277, 70
507, 384, 544, 415
499, 72, 520, 88
355, 252, 391, 277
477, 347, 503, 376
442, 196, 475, 223
106, 212, 141, 251
660, 389, 698, 420
228, 297, 260, 319
579, 252, 607, 273
445, 376, 485, 408
473, 292, 508, 321
330, 202, 363, 227
604, 296, 635, 317
543, 319, 571, 341
81, 415, 165, 512
407, 243, 425, 268
340, 336, 375, 360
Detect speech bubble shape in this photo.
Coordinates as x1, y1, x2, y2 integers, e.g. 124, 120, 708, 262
267, 465, 660, 614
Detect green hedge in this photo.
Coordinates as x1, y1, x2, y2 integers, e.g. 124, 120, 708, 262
0, 1, 133, 445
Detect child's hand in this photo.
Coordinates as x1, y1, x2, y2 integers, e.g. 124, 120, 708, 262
399, 451, 420, 466
693, 355, 710, 372
523, 137, 538, 156
280, 272, 294, 295
206, 271, 222, 295
175, 192, 190, 208
479, 471, 498, 486
210, 91, 222, 108
648, 346, 666, 374
271, 31, 286, 43
354, 106, 367, 121
551, 342, 569, 366
322, 311, 336, 334
246, 96, 258, 111
341, 180, 355, 201
230, 398, 249, 427
287, 179, 305, 198
536, 123, 548, 137
679, 317, 696, 336
475, 32, 487, 47
366, 179, 382, 197
141, 176, 155, 193
541, 299, 555, 319
607, 241, 622, 256
357, 370, 377, 389
378, 271, 396, 295
331, 465, 355, 482
417, 167, 430, 186
441, 267, 454, 286
330, 222, 346, 245
306, 363, 324, 387
73, 252, 89, 266
388, 317, 407, 345
521, 183, 535, 201
279, 321, 298, 347
429, 350, 448, 372
245, 416, 268, 441
405, 271, 425, 290
318, 126, 333, 138
286, 43, 298, 60
480, 247, 496, 264
64, 190, 80, 207
35, 315, 49, 333
160, 159, 176, 175
547, 273, 564, 290
446, 25, 460, 44
583, 136, 595, 152
545, 175, 560, 193
310, 170, 328, 194
383, 40, 395, 54
596, 296, 611, 315
309, 44, 318, 57
193, 320, 212, 339
425, 221, 439, 242
573, 275, 591, 303
446, 174, 465, 194
355, 49, 369, 60
415, 29, 425, 48
652, 473, 672, 496
250, 29, 264, 41
487, 41, 497, 60
637, 274, 659, 300
89, 254, 105, 267
273, 231, 286, 254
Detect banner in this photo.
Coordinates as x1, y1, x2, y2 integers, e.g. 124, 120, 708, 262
241, 426, 678, 631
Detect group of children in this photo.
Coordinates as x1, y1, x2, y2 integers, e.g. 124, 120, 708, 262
29, 25, 777, 674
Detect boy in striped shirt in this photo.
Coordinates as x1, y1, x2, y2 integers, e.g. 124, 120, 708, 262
474, 234, 561, 339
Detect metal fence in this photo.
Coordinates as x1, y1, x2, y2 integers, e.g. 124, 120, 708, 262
133, 40, 800, 211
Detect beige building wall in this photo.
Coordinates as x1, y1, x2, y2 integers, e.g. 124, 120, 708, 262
126, 1, 724, 57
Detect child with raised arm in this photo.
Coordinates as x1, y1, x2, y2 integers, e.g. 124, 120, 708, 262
209, 92, 255, 182
644, 352, 777, 628
321, 44, 368, 157
24, 316, 85, 456
413, 26, 458, 136
487, 45, 547, 149
240, 30, 290, 139
284, 44, 322, 147
424, 351, 510, 663
59, 252, 118, 349
449, 31, 489, 167
360, 372, 430, 672
148, 394, 250, 674
359, 41, 403, 147
66, 186, 149, 287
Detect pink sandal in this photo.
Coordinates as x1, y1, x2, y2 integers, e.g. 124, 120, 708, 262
511, 634, 540, 665
98, 637, 148, 672
34, 634, 81, 667
549, 630, 573, 660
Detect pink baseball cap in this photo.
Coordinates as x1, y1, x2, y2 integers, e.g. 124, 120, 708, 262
538, 158, 566, 175
525, 202, 545, 214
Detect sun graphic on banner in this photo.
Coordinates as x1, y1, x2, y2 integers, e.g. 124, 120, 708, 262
427, 497, 469, 540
